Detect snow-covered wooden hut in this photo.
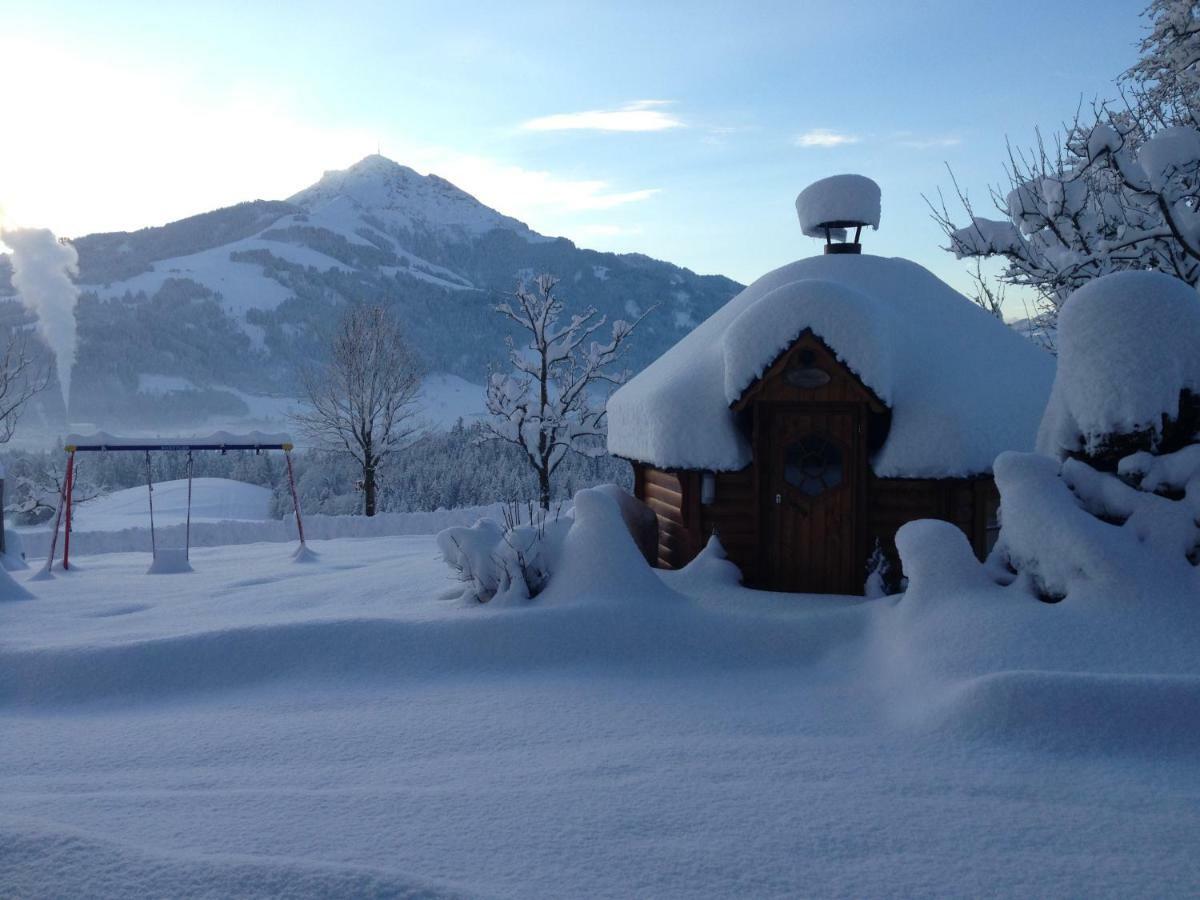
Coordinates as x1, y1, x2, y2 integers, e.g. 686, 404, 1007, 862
607, 176, 1055, 594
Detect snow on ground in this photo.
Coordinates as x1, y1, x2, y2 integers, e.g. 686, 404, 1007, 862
2, 504, 1199, 897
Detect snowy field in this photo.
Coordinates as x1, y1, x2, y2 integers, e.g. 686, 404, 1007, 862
2, 519, 1199, 898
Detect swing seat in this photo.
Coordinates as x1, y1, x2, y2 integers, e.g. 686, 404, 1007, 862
147, 547, 193, 575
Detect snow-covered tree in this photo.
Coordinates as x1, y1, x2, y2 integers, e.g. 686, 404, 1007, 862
932, 1, 1200, 324
293, 305, 423, 516
1125, 0, 1200, 126
483, 274, 645, 510
992, 271, 1200, 600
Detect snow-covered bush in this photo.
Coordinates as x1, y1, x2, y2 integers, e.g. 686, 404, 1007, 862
436, 484, 657, 605
1037, 270, 1200, 468
437, 509, 571, 605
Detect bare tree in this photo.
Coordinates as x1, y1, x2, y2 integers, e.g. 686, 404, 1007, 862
483, 274, 646, 510
0, 330, 56, 554
293, 305, 423, 516
0, 328, 51, 444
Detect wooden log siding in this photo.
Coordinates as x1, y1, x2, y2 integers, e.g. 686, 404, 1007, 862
641, 467, 694, 569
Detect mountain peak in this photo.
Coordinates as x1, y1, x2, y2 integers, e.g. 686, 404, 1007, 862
288, 155, 543, 242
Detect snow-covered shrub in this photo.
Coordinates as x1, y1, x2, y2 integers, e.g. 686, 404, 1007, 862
987, 450, 1200, 602
1037, 270, 1200, 468
436, 484, 655, 605
897, 270, 1200, 603
985, 271, 1200, 601
863, 540, 896, 598
437, 511, 570, 605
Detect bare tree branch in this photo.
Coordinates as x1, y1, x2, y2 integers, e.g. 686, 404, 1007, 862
292, 305, 424, 516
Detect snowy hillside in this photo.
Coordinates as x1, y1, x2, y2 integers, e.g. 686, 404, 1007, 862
70, 478, 273, 531
0, 156, 740, 432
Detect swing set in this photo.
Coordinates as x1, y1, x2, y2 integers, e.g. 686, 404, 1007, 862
42, 433, 307, 573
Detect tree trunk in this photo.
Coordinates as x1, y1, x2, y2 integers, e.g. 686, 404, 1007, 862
538, 467, 550, 511
363, 463, 377, 517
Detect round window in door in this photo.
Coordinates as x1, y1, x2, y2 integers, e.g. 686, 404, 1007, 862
784, 436, 843, 497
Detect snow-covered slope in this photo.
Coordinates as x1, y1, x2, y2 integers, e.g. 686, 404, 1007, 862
0, 155, 740, 434
71, 478, 273, 532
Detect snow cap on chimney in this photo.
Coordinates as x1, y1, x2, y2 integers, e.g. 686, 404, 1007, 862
796, 174, 881, 254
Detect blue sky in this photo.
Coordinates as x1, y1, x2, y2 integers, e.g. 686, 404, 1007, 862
0, 0, 1143, 293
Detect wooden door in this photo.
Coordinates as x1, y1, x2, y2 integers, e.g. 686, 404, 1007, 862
763, 405, 865, 594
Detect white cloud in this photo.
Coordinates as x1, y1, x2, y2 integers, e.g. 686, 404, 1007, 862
893, 133, 963, 149
521, 100, 683, 133
793, 128, 861, 148
419, 154, 660, 219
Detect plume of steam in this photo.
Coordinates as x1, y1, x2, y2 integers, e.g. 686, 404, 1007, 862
0, 227, 80, 407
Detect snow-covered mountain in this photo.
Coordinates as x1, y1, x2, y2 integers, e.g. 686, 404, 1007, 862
0, 155, 741, 431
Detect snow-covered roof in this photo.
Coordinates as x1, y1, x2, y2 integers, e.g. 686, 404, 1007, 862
1037, 270, 1200, 456
607, 253, 1055, 477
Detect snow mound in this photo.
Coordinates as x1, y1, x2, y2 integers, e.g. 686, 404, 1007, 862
0, 820, 460, 900
609, 254, 1054, 477
671, 534, 743, 590
795, 174, 881, 238
894, 519, 991, 596
929, 670, 1200, 756
540, 488, 683, 608
1038, 270, 1200, 456
146, 548, 193, 575
73, 478, 273, 532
